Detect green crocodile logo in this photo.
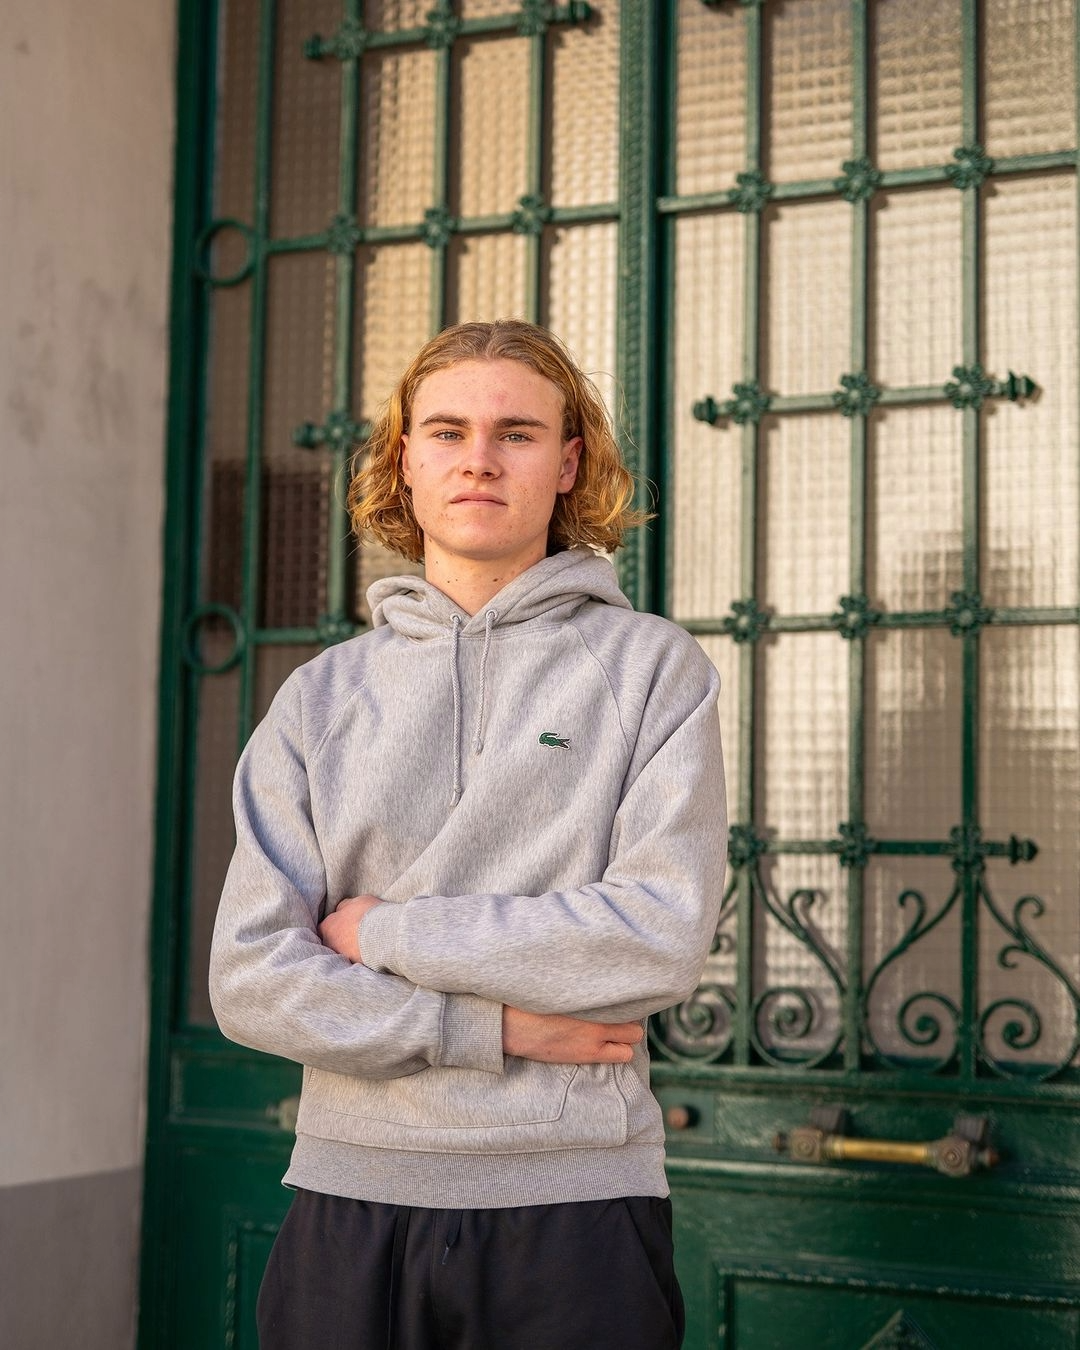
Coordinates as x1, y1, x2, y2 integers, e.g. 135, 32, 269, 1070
538, 731, 571, 750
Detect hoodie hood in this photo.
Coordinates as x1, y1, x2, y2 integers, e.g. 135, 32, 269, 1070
367, 548, 632, 641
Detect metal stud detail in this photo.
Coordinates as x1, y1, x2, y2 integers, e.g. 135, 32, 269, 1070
945, 144, 993, 190
326, 213, 362, 256
728, 170, 773, 214
512, 194, 552, 236
830, 593, 883, 640
722, 597, 771, 643
946, 590, 992, 636
833, 371, 881, 417
835, 157, 882, 204
293, 410, 369, 452
727, 824, 768, 869
304, 17, 368, 61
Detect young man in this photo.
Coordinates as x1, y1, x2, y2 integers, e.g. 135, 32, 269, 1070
210, 320, 727, 1349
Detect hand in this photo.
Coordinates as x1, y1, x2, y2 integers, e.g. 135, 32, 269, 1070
501, 1006, 644, 1065
318, 894, 383, 964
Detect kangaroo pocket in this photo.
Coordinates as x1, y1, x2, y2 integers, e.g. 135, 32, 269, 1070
294, 1058, 631, 1155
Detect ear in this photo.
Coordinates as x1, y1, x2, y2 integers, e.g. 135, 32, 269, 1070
400, 433, 413, 487
557, 436, 583, 494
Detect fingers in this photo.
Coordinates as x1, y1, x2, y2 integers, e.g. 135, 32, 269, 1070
600, 1021, 645, 1045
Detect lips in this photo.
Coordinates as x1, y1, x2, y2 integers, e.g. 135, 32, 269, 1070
450, 493, 506, 505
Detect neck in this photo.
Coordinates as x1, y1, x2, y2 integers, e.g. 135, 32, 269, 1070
423, 548, 546, 615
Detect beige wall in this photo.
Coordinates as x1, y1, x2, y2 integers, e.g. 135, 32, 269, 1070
0, 1, 174, 1344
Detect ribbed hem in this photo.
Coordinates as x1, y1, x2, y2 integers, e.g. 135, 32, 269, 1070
438, 993, 505, 1074
283, 1137, 668, 1209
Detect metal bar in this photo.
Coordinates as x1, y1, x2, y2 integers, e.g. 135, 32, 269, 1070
430, 32, 453, 334
238, 0, 277, 748
679, 605, 1080, 637
327, 0, 362, 627
655, 151, 1078, 215
734, 0, 765, 1069
524, 25, 547, 322
614, 0, 660, 613
843, 0, 870, 1074
958, 0, 981, 1081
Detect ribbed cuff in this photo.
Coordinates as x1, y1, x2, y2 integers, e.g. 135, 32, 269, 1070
359, 902, 403, 974
438, 994, 505, 1075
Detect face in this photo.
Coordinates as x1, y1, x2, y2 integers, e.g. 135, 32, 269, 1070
401, 358, 582, 582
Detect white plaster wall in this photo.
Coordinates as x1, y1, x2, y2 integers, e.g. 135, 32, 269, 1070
0, 0, 174, 1186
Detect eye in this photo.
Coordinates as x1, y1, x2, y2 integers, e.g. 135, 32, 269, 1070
503, 431, 532, 443
432, 428, 462, 441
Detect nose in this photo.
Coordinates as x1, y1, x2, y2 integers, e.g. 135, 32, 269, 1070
462, 433, 500, 478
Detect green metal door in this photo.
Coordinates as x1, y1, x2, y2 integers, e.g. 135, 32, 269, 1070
141, 3, 1080, 1347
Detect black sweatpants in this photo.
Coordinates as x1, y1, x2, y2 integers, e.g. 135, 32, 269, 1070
257, 1189, 685, 1350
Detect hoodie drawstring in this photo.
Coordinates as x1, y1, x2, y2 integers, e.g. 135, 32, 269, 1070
473, 609, 497, 754
449, 615, 463, 807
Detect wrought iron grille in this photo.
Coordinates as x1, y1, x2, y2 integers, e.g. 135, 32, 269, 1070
652, 0, 1080, 1086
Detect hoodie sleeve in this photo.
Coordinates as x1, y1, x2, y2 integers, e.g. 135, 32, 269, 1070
358, 637, 727, 1022
208, 677, 505, 1078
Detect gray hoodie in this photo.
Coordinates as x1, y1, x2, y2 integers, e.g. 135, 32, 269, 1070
209, 549, 727, 1208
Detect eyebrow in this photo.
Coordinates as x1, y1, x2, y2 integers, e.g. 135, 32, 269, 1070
416, 413, 552, 431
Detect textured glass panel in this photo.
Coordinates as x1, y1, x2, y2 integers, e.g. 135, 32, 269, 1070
364, 1, 429, 28
872, 187, 962, 389
549, 5, 619, 207
864, 858, 961, 1065
983, 175, 1079, 610
984, 0, 1076, 157
674, 0, 746, 197
980, 624, 1080, 1073
446, 232, 528, 323
253, 644, 321, 726
270, 0, 341, 237
758, 633, 848, 840
213, 0, 259, 221
869, 404, 963, 613
874, 0, 962, 173
757, 855, 846, 1062
980, 625, 1080, 965
695, 635, 740, 828
260, 252, 336, 627
203, 285, 251, 611
763, 200, 851, 396
453, 37, 530, 218
459, 0, 513, 16
354, 244, 433, 418
187, 666, 241, 1025
359, 47, 438, 229
765, 0, 851, 184
544, 223, 618, 411
864, 629, 963, 839
670, 213, 743, 624
761, 414, 850, 616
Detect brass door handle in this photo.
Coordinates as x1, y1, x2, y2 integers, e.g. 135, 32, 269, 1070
773, 1108, 1000, 1178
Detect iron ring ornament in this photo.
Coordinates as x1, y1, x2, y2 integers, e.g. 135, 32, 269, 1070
193, 219, 256, 288
181, 603, 246, 675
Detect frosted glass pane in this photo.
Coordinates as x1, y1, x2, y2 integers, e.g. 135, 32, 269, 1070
550, 5, 619, 207
459, 0, 513, 16
764, 200, 851, 396
984, 0, 1076, 157
872, 187, 962, 388
983, 175, 1079, 609
874, 0, 962, 173
756, 855, 846, 1061
869, 405, 963, 613
354, 244, 432, 419
980, 626, 1080, 903
669, 213, 744, 623
359, 48, 438, 229
765, 0, 851, 183
544, 223, 618, 412
759, 633, 849, 840
206, 285, 251, 473
980, 626, 1080, 1072
865, 629, 963, 839
695, 635, 740, 827
761, 414, 850, 616
364, 1, 428, 27
213, 0, 259, 221
187, 666, 241, 1025
863, 858, 961, 1065
674, 0, 746, 197
270, 0, 340, 237
453, 37, 530, 217
447, 232, 528, 324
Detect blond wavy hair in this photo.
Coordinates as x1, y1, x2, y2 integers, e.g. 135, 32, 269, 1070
347, 319, 650, 562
